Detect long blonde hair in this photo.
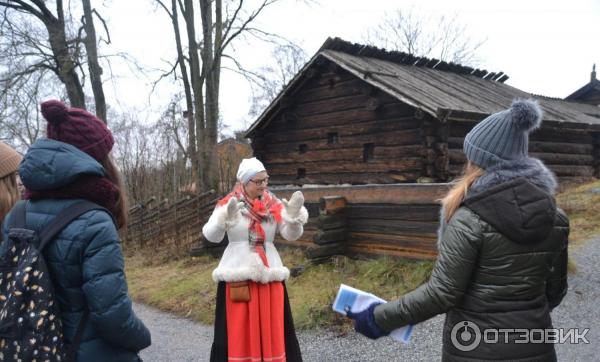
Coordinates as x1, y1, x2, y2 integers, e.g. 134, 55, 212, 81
0, 173, 20, 224
441, 162, 485, 221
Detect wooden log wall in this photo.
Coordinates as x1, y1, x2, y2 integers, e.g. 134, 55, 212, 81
123, 190, 219, 257
447, 119, 598, 179
594, 132, 600, 178
306, 196, 349, 263
273, 184, 448, 259
421, 112, 450, 182
251, 61, 426, 185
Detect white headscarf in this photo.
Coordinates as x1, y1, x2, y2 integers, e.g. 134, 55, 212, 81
236, 157, 266, 184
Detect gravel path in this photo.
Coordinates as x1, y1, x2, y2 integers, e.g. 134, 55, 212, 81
136, 237, 599, 361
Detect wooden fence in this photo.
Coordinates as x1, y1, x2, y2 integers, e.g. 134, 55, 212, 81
123, 190, 220, 256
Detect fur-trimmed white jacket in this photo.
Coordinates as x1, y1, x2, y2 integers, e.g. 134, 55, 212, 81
202, 203, 308, 284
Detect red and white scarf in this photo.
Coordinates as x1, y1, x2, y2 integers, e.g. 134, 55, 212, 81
217, 184, 283, 247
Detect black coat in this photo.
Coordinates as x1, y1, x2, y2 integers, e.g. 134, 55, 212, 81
374, 176, 569, 362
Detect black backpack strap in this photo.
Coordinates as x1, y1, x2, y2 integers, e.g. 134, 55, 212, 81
37, 200, 110, 252
8, 200, 28, 229
66, 311, 89, 362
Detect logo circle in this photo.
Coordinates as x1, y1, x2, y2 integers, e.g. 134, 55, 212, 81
451, 321, 481, 352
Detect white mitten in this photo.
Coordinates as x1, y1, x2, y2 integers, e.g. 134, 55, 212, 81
281, 191, 308, 225
216, 197, 244, 230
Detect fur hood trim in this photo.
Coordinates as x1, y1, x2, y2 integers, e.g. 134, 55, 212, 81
469, 157, 557, 196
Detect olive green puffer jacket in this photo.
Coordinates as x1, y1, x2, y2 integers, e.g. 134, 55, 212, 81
374, 177, 569, 362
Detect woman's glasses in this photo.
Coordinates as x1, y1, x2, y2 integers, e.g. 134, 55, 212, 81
249, 177, 269, 186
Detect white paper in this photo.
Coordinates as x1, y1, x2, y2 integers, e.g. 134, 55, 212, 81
332, 284, 413, 343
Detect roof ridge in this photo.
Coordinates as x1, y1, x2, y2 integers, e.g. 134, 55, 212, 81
320, 37, 509, 83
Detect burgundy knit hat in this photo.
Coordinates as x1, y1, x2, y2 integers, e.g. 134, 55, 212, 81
41, 99, 114, 162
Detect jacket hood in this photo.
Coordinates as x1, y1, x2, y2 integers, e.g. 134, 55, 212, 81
19, 138, 105, 191
464, 158, 557, 244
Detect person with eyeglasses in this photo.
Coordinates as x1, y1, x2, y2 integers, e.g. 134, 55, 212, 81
202, 157, 307, 362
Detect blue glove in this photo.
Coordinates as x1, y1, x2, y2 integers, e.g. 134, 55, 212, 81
346, 302, 388, 339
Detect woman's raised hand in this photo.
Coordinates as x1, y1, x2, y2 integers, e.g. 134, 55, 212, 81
225, 197, 245, 226
281, 191, 304, 219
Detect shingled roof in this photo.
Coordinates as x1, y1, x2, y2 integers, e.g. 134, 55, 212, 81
246, 38, 600, 137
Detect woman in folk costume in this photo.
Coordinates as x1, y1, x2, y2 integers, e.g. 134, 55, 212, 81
203, 157, 307, 362
347, 100, 569, 361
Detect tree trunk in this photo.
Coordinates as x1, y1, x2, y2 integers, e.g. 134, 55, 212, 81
182, 0, 206, 192
200, 0, 216, 189
170, 0, 200, 194
45, 3, 86, 108
81, 0, 107, 122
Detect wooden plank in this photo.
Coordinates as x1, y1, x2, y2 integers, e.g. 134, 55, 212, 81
346, 244, 437, 260
294, 78, 373, 104
530, 152, 594, 166
262, 144, 424, 164
448, 149, 467, 164
349, 236, 438, 252
320, 196, 347, 214
264, 102, 417, 133
271, 183, 449, 204
449, 123, 595, 143
269, 171, 423, 185
348, 218, 439, 235
449, 137, 595, 155
351, 231, 437, 244
262, 122, 422, 144
313, 229, 348, 245
267, 158, 423, 174
306, 242, 347, 259
294, 94, 373, 117
317, 213, 347, 230
345, 204, 440, 221
547, 165, 595, 177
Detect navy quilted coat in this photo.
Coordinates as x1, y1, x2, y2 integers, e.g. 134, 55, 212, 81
1, 139, 151, 362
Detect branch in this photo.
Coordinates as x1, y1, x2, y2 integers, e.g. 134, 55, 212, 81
154, 0, 173, 18
220, 0, 281, 54
220, 0, 244, 47
92, 9, 111, 45
0, 60, 54, 82
151, 58, 179, 94
0, 1, 45, 21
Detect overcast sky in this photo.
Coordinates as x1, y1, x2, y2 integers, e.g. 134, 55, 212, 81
100, 0, 600, 136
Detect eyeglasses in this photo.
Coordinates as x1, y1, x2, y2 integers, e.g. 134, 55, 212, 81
249, 177, 269, 186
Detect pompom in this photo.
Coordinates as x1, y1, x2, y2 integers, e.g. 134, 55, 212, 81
41, 99, 68, 124
510, 99, 542, 131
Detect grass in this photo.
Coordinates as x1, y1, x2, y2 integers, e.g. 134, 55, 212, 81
556, 179, 600, 247
125, 179, 599, 329
125, 248, 433, 331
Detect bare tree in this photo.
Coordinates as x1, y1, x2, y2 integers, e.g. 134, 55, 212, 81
154, 0, 307, 192
365, 9, 485, 66
0, 0, 110, 121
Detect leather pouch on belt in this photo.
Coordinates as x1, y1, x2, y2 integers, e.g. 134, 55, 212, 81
230, 281, 250, 302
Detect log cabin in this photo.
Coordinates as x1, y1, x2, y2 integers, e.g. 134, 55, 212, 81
246, 38, 600, 185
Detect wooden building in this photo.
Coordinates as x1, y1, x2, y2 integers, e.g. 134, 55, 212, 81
246, 38, 600, 184
566, 65, 600, 105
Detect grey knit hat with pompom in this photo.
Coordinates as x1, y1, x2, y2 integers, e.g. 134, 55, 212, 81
463, 99, 543, 169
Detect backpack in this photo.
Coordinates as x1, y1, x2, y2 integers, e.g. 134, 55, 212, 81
0, 200, 109, 362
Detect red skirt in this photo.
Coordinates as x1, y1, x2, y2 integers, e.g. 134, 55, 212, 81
226, 281, 286, 361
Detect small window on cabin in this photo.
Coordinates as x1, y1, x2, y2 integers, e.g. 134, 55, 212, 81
363, 143, 375, 162
327, 132, 339, 144
297, 168, 306, 179
299, 144, 307, 154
